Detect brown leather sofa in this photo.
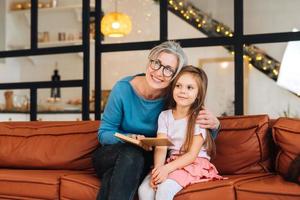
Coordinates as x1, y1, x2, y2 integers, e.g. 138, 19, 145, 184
0, 115, 299, 200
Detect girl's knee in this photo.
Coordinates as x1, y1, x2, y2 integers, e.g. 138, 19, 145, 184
156, 179, 182, 200
138, 183, 154, 200
137, 184, 146, 198
138, 175, 154, 200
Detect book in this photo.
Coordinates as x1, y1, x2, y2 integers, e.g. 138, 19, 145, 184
114, 133, 174, 147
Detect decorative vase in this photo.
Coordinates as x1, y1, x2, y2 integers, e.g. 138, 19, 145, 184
4, 91, 14, 111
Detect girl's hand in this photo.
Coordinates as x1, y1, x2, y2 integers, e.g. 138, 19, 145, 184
196, 107, 220, 129
151, 165, 170, 185
149, 177, 157, 191
140, 143, 153, 151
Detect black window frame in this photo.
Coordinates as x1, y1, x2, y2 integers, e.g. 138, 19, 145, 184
0, 0, 91, 121
1, 0, 300, 121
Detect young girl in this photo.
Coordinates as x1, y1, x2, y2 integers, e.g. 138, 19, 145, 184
138, 65, 224, 200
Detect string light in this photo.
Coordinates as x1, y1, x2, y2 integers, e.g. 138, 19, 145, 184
168, 0, 281, 81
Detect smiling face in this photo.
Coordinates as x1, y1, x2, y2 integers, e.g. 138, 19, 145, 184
173, 72, 199, 109
145, 52, 178, 90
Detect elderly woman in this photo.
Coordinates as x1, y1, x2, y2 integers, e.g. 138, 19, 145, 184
92, 41, 220, 200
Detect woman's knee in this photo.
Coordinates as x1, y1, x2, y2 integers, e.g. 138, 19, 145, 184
118, 144, 145, 168
92, 144, 123, 176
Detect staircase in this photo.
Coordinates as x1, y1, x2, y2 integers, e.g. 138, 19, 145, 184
166, 0, 281, 81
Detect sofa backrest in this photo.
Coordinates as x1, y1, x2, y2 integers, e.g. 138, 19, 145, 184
0, 121, 100, 170
212, 115, 272, 175
272, 117, 300, 176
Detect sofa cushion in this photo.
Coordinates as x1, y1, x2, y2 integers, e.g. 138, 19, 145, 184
174, 173, 271, 200
0, 169, 82, 199
235, 175, 300, 200
212, 115, 271, 174
272, 117, 300, 175
60, 173, 100, 200
0, 121, 100, 170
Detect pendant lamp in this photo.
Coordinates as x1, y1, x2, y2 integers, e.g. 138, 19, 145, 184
101, 0, 132, 37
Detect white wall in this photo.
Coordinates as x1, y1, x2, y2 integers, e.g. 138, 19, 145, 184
0, 1, 5, 52
1, 0, 299, 119
248, 67, 300, 118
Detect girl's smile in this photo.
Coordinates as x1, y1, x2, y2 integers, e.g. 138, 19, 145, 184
173, 73, 199, 108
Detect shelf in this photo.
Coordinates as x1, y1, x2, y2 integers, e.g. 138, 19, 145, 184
8, 40, 94, 50
9, 4, 95, 13
0, 110, 98, 114
38, 40, 83, 48
9, 4, 95, 22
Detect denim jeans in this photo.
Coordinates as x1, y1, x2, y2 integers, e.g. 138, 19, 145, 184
92, 143, 153, 200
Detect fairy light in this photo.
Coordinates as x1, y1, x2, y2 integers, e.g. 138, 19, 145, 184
256, 54, 263, 61
167, 0, 281, 81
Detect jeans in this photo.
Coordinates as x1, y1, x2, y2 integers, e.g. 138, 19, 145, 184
92, 143, 153, 200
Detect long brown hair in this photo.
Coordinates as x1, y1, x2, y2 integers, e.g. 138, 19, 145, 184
166, 65, 216, 158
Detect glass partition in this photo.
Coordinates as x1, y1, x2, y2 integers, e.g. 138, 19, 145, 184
38, 0, 83, 48
4, 53, 83, 83
184, 46, 234, 116
169, 0, 234, 40
243, 42, 300, 118
0, 89, 29, 113
244, 0, 300, 34
101, 0, 159, 44
101, 46, 234, 116
5, 0, 31, 50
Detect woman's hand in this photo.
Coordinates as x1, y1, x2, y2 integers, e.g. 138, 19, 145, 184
128, 134, 152, 151
196, 107, 220, 129
151, 165, 171, 185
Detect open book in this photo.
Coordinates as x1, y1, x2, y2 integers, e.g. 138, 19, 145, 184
115, 133, 174, 147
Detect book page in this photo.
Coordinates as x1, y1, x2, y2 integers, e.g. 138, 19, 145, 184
114, 133, 141, 147
115, 133, 173, 147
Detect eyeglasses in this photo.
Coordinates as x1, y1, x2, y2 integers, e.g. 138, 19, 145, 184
149, 59, 176, 77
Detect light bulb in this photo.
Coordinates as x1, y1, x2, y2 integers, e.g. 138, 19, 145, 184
112, 22, 121, 29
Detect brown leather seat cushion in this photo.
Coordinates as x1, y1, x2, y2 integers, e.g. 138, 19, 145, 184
60, 173, 100, 200
212, 115, 271, 174
0, 169, 83, 199
174, 173, 271, 200
235, 175, 300, 200
272, 118, 300, 175
0, 121, 100, 170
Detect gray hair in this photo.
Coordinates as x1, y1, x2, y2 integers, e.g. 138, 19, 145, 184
148, 41, 188, 79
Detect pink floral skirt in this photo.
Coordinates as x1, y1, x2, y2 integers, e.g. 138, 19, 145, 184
167, 156, 225, 187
